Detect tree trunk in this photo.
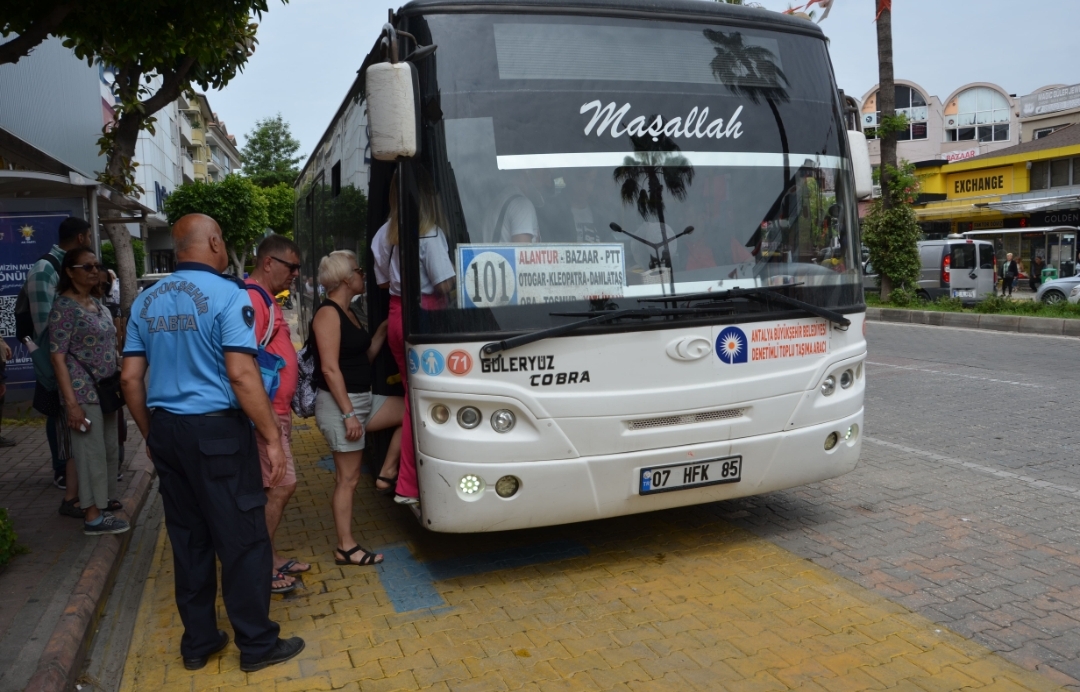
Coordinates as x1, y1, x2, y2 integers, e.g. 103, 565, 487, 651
876, 1, 896, 211
100, 207, 140, 316
228, 248, 246, 277
880, 274, 892, 303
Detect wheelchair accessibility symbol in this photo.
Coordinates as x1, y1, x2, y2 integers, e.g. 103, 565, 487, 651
407, 349, 421, 375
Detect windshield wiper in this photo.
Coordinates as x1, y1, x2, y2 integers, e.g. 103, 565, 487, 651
479, 305, 736, 356
638, 285, 851, 329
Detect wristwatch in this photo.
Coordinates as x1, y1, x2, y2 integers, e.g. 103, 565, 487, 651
341, 411, 358, 421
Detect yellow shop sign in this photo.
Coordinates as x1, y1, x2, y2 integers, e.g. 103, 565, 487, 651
947, 167, 1014, 199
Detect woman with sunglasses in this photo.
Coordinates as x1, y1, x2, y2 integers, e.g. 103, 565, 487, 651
49, 247, 129, 536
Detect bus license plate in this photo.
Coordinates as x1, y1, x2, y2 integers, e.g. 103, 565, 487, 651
639, 457, 742, 495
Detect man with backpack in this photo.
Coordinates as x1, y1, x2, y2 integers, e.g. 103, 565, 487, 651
16, 217, 92, 504
245, 235, 306, 593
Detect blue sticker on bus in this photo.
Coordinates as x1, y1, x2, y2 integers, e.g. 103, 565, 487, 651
420, 349, 445, 376
407, 349, 421, 375
716, 326, 749, 364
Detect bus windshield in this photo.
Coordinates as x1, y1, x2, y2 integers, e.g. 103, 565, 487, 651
408, 12, 862, 337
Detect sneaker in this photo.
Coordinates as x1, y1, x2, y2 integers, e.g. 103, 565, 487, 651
239, 637, 305, 673
83, 513, 130, 536
53, 474, 66, 490
0, 436, 15, 448
394, 495, 420, 506
117, 472, 124, 482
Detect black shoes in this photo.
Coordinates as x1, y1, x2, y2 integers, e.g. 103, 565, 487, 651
183, 630, 230, 670
239, 636, 305, 673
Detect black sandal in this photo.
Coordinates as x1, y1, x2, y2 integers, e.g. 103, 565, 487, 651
335, 545, 383, 566
375, 475, 397, 496
106, 499, 122, 512
59, 498, 85, 519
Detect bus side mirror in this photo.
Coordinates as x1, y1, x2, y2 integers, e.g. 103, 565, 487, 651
366, 61, 420, 160
847, 130, 873, 200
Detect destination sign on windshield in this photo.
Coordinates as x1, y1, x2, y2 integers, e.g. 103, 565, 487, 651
456, 243, 626, 308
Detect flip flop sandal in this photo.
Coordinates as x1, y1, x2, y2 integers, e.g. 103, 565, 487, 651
375, 475, 398, 495
106, 499, 123, 512
335, 545, 383, 566
277, 559, 311, 574
271, 571, 297, 594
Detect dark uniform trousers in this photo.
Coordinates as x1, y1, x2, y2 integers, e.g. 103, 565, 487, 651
149, 410, 280, 661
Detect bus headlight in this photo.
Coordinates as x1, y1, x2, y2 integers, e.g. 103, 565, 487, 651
495, 475, 520, 498
840, 369, 854, 389
459, 474, 484, 494
846, 424, 859, 442
490, 409, 516, 433
457, 406, 482, 429
431, 404, 450, 424
821, 375, 836, 396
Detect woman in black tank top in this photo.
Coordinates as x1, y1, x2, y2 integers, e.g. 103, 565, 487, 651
311, 250, 405, 567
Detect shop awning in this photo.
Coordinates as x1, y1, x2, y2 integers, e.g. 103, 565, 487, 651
975, 194, 1080, 214
961, 226, 1079, 237
914, 200, 1004, 219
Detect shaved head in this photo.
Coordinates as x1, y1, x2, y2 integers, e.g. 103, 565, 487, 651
173, 214, 228, 272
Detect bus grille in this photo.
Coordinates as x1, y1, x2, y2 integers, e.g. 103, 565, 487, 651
627, 408, 746, 430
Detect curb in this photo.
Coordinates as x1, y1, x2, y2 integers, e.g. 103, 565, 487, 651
866, 307, 1080, 337
23, 450, 156, 692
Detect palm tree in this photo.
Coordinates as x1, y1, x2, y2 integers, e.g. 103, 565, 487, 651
704, 29, 791, 208
876, 0, 897, 212
612, 132, 695, 294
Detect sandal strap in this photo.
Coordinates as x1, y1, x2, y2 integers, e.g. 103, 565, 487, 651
337, 545, 380, 565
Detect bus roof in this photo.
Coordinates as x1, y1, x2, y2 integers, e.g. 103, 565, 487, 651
398, 0, 825, 39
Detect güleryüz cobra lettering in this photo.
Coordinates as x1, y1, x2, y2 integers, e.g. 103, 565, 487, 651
580, 101, 745, 142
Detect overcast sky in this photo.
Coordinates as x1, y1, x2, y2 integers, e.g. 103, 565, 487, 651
209, 0, 1078, 161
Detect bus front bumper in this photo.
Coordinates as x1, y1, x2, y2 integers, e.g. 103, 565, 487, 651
416, 409, 863, 533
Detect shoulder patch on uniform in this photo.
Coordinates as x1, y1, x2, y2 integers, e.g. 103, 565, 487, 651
242, 305, 255, 329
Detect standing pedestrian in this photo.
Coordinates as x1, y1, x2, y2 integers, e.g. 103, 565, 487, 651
49, 247, 128, 535
25, 217, 89, 510
311, 250, 403, 566
1030, 254, 1046, 292
0, 340, 12, 447
120, 214, 304, 672
245, 235, 309, 593
1002, 252, 1018, 297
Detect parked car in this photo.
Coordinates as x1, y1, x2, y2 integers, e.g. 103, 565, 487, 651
1037, 275, 1080, 304
916, 236, 996, 303
862, 259, 879, 293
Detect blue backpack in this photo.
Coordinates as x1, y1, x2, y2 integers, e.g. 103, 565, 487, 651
246, 283, 287, 401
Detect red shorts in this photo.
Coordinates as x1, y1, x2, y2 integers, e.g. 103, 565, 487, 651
256, 411, 297, 488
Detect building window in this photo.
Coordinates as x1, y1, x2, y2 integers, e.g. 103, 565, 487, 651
945, 87, 1010, 143
331, 161, 341, 197
1030, 157, 1080, 190
863, 85, 928, 141
1034, 127, 1061, 139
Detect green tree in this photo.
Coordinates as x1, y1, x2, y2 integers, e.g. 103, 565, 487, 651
100, 238, 146, 278
241, 113, 303, 188
863, 161, 922, 302
164, 175, 269, 275
1, 1, 287, 316
262, 182, 295, 237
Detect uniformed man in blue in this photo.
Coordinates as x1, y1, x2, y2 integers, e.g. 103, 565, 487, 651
120, 214, 304, 672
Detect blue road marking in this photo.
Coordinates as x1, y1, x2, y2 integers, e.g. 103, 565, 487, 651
376, 539, 590, 613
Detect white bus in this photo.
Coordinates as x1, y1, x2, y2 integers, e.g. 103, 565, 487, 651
361, 0, 873, 532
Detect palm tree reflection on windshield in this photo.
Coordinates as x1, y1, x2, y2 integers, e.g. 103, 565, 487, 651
612, 132, 695, 295
704, 29, 791, 220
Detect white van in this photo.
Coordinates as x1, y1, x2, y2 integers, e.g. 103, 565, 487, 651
917, 236, 997, 303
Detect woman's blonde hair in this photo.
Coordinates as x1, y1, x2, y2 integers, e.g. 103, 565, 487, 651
317, 250, 357, 290
387, 168, 448, 246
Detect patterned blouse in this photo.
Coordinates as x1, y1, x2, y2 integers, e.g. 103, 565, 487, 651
48, 295, 118, 405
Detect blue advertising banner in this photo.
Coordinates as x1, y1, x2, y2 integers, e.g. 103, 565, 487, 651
1, 212, 66, 389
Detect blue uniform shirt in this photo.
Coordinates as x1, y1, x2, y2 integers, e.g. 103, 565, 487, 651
124, 262, 257, 415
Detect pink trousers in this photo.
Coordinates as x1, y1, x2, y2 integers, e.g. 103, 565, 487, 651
387, 296, 418, 498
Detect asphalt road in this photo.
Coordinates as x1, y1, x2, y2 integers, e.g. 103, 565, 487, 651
721, 322, 1080, 687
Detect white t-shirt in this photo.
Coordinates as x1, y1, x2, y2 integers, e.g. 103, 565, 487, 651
373, 220, 457, 297
482, 187, 539, 243
572, 206, 603, 244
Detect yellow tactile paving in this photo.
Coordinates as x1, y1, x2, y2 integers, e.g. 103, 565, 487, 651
118, 421, 1063, 692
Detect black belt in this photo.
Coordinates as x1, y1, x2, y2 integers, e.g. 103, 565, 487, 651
204, 409, 244, 417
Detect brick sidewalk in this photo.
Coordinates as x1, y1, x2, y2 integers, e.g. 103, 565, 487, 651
116, 420, 1062, 691
0, 415, 142, 689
